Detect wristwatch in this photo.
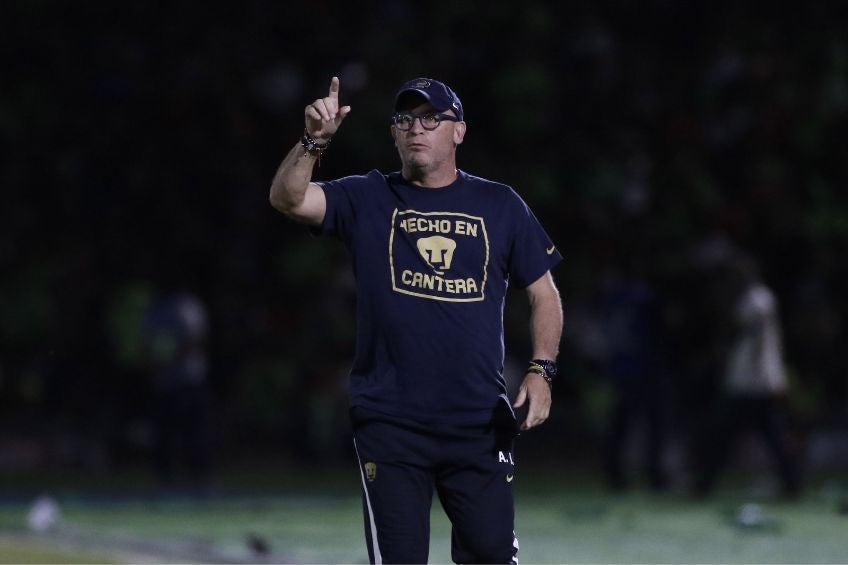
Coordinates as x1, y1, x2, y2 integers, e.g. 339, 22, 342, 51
528, 359, 557, 387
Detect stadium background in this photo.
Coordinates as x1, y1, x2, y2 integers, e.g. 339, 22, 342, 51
2, 0, 847, 501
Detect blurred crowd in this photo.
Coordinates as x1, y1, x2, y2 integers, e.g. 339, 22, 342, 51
1, 2, 846, 490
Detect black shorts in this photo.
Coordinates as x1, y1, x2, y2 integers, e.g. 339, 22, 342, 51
351, 406, 519, 564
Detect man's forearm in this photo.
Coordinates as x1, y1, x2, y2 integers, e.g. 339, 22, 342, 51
529, 284, 563, 360
269, 141, 319, 214
270, 76, 348, 225
516, 273, 561, 430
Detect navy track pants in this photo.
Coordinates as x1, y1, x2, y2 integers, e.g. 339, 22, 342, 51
351, 408, 519, 564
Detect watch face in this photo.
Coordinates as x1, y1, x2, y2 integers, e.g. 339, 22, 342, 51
534, 359, 557, 378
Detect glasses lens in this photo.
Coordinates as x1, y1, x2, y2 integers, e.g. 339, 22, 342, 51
394, 114, 413, 130
420, 114, 440, 129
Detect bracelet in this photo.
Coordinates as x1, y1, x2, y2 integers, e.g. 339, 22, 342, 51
301, 130, 331, 156
527, 367, 552, 388
527, 359, 557, 388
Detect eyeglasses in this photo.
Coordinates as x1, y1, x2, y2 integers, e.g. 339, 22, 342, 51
391, 112, 460, 131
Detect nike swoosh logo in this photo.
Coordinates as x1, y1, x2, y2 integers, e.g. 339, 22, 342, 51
546, 245, 556, 255
506, 474, 514, 483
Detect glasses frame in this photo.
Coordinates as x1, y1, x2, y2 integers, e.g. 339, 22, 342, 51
391, 112, 460, 131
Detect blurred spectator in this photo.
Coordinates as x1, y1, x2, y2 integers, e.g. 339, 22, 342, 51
143, 290, 213, 490
695, 254, 801, 497
599, 249, 668, 491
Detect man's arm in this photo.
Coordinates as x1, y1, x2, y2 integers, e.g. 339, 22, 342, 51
513, 270, 563, 430
269, 76, 351, 226
269, 147, 327, 226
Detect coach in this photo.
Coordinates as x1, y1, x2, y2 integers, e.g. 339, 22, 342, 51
269, 76, 563, 564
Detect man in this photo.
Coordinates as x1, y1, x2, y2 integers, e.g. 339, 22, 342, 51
270, 76, 563, 564
143, 289, 212, 490
695, 254, 800, 497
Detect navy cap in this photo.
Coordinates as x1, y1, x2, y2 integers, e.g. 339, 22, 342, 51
394, 78, 464, 121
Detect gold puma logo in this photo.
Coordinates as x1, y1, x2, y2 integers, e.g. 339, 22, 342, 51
364, 462, 377, 482
417, 236, 457, 274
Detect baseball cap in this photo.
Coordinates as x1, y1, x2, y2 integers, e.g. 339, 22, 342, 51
394, 78, 464, 121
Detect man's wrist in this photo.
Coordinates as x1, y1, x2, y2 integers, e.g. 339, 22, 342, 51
527, 359, 557, 388
301, 130, 332, 155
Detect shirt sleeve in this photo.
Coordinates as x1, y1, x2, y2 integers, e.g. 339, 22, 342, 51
313, 174, 367, 240
506, 191, 563, 288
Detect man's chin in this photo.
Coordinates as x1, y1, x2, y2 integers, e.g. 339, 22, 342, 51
404, 156, 432, 172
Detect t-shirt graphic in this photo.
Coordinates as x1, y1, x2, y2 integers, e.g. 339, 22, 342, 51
389, 209, 489, 302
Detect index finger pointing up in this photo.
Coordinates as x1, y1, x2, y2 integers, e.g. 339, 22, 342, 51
328, 76, 340, 99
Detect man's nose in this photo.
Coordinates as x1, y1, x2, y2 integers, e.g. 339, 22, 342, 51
407, 116, 426, 133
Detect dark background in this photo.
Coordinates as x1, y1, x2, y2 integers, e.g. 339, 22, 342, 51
1, 1, 846, 488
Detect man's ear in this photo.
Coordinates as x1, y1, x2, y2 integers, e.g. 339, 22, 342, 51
390, 125, 398, 145
454, 121, 466, 145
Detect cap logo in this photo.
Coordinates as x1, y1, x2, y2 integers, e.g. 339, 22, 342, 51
413, 79, 431, 88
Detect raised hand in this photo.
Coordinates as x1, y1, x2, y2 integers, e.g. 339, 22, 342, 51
305, 76, 351, 141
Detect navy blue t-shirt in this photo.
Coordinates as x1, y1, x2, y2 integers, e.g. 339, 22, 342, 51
317, 169, 562, 425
